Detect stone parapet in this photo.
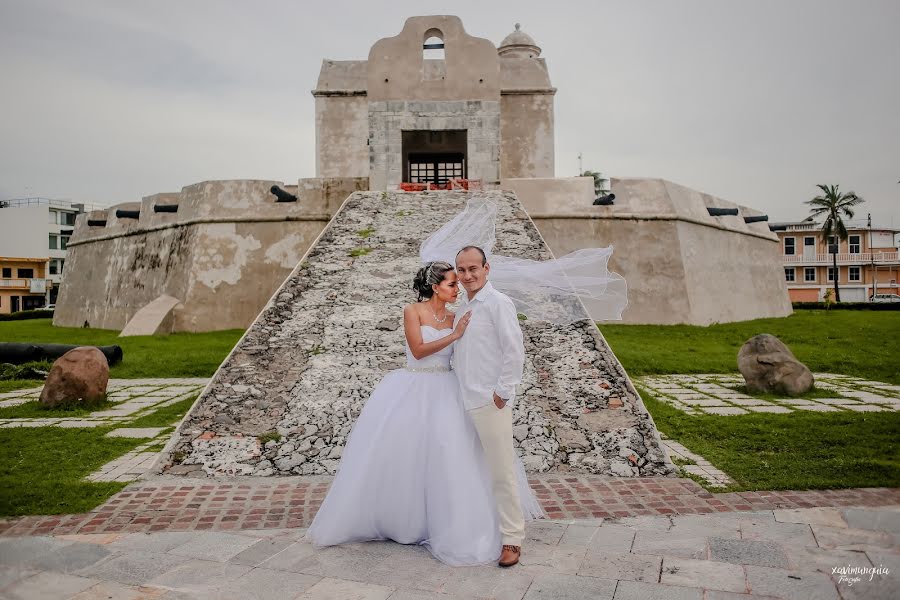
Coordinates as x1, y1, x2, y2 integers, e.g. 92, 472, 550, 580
504, 177, 792, 325
53, 178, 368, 332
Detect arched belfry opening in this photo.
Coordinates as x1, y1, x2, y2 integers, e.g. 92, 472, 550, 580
422, 29, 445, 60
422, 28, 446, 81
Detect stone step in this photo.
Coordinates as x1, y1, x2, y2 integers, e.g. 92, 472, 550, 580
164, 191, 673, 478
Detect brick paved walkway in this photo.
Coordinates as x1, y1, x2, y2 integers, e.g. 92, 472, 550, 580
3, 475, 898, 538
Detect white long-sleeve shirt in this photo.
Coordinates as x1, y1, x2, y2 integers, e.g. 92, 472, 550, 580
453, 280, 526, 410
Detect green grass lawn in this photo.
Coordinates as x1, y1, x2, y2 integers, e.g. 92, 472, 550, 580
0, 394, 198, 517
1, 311, 897, 517
0, 426, 143, 517
640, 387, 900, 491
600, 310, 900, 384
0, 319, 244, 379
601, 311, 900, 491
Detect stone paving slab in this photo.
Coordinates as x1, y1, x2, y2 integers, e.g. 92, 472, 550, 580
637, 373, 900, 416
106, 427, 168, 439
0, 378, 207, 429
3, 503, 898, 599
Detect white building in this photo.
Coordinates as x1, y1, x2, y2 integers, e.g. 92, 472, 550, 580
0, 198, 104, 304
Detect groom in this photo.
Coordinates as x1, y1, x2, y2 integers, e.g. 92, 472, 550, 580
454, 246, 527, 567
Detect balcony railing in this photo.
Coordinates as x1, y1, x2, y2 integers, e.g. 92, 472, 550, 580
783, 252, 900, 265
0, 278, 49, 291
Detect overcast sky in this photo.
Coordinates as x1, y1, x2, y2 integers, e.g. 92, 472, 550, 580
1, 0, 897, 227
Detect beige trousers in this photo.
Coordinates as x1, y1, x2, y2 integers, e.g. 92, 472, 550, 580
467, 402, 525, 546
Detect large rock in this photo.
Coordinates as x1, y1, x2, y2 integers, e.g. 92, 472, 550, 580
737, 334, 813, 396
39, 346, 109, 408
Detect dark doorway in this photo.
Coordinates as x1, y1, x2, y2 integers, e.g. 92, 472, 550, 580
402, 130, 467, 184
22, 296, 45, 311
11, 296, 20, 313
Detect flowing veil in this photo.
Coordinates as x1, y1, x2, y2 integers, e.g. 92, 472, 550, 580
420, 196, 628, 323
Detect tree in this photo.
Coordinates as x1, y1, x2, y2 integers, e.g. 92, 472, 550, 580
581, 170, 609, 198
805, 184, 864, 302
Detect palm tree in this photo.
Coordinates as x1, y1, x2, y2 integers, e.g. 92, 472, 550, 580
805, 184, 864, 302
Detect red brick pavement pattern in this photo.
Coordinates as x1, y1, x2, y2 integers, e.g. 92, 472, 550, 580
2, 475, 898, 538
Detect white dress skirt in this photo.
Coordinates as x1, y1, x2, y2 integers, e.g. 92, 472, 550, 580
306, 325, 544, 566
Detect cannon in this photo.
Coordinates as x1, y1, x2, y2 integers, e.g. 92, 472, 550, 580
0, 343, 123, 366
270, 185, 298, 203
707, 207, 740, 217
115, 209, 140, 219
592, 193, 615, 206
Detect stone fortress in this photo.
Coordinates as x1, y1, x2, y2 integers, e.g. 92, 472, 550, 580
54, 15, 790, 333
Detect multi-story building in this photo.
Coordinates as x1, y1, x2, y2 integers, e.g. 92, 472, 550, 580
0, 197, 104, 306
0, 257, 50, 314
772, 218, 900, 302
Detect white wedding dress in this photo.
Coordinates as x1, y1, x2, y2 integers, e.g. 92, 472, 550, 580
306, 325, 544, 566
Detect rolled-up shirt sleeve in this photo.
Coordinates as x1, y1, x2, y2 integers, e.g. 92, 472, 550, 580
492, 296, 525, 400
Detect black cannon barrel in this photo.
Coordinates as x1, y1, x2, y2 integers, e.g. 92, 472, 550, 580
153, 204, 179, 213
744, 214, 769, 223
592, 193, 615, 206
707, 207, 739, 217
270, 185, 298, 203
87, 219, 107, 227
0, 343, 123, 366
115, 209, 140, 219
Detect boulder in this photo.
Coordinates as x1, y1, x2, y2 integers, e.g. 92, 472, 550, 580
39, 346, 109, 408
737, 334, 814, 396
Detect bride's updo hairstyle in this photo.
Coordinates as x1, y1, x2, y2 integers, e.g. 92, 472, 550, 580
413, 261, 454, 301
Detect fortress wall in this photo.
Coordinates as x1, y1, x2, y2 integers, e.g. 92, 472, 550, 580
675, 218, 792, 325
314, 94, 369, 178
53, 177, 368, 332
505, 176, 792, 324
500, 93, 555, 178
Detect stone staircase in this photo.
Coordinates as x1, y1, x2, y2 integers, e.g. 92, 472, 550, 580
162, 191, 674, 478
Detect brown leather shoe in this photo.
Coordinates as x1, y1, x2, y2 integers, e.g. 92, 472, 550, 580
499, 544, 521, 567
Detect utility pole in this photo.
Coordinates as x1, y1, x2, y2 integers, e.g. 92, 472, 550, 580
868, 213, 876, 298
577, 153, 583, 177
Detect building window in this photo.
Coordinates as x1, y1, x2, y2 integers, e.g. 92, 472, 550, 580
849, 235, 860, 254
828, 266, 837, 281
48, 210, 57, 224
784, 267, 795, 282
59, 259, 65, 273
828, 235, 839, 254
17, 268, 34, 278
49, 234, 58, 250
62, 212, 76, 226
804, 267, 816, 282
49, 260, 58, 275
2, 268, 10, 278
60, 236, 69, 250
849, 266, 861, 282
784, 237, 795, 255
804, 237, 815, 250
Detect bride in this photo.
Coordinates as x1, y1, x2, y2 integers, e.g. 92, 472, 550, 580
306, 260, 544, 566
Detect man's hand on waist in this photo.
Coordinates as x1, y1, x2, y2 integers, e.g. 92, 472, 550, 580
493, 392, 506, 409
